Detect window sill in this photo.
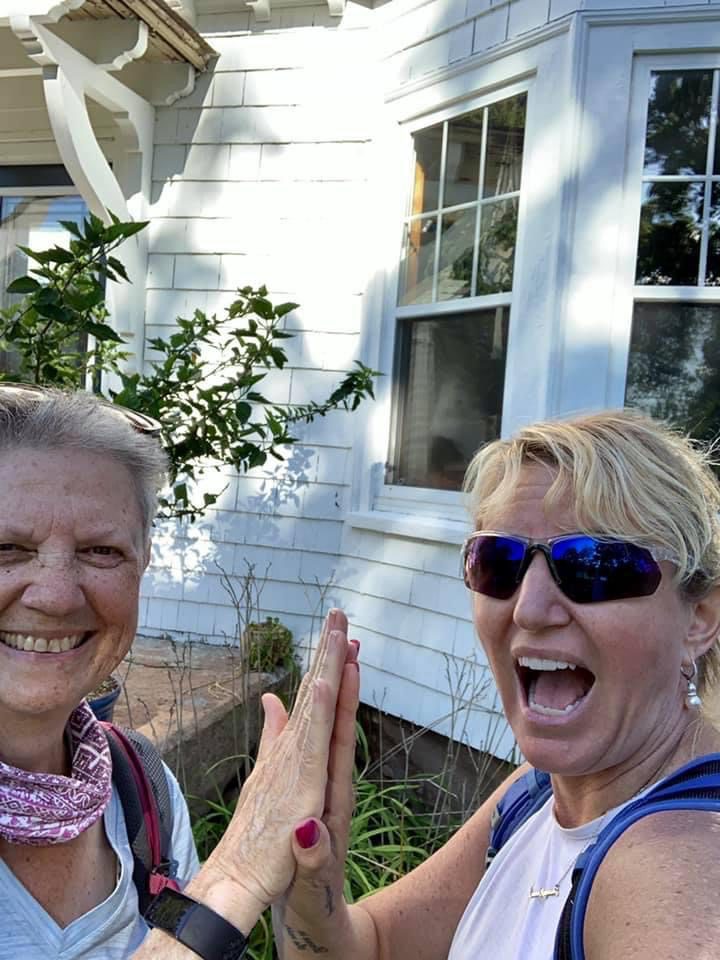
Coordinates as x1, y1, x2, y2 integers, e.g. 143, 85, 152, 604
346, 510, 469, 545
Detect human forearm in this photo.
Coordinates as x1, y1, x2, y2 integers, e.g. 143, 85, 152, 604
132, 866, 267, 959
274, 898, 379, 960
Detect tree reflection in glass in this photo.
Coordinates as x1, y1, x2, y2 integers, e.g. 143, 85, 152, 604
636, 182, 704, 285
644, 71, 713, 177
626, 302, 720, 445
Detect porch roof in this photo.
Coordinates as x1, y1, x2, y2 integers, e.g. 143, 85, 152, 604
3, 0, 215, 71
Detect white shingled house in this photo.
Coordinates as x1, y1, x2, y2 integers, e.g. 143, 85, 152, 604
1, 0, 719, 759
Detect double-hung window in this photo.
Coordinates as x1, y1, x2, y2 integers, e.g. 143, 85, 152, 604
625, 70, 720, 441
386, 92, 527, 494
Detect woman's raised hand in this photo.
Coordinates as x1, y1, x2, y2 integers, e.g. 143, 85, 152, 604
272, 614, 360, 953
198, 609, 359, 914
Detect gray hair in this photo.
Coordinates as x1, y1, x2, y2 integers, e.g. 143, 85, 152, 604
0, 388, 168, 537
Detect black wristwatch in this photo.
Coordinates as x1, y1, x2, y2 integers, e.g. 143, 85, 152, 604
144, 887, 249, 960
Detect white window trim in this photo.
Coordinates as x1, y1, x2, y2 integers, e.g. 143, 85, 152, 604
348, 27, 574, 541
608, 51, 720, 409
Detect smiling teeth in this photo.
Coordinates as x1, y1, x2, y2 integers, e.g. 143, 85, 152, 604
0, 632, 85, 653
518, 657, 577, 671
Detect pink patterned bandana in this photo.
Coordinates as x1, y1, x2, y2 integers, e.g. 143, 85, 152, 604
0, 699, 113, 845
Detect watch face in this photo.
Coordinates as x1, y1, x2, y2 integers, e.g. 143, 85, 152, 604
147, 888, 193, 934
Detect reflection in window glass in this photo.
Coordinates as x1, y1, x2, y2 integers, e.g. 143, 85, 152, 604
393, 308, 509, 489
626, 302, 720, 443
484, 95, 526, 198
477, 198, 518, 294
636, 182, 704, 285
399, 92, 526, 306
437, 208, 476, 301
398, 217, 436, 306
644, 71, 713, 177
411, 127, 443, 216
708, 185, 720, 287
444, 113, 483, 210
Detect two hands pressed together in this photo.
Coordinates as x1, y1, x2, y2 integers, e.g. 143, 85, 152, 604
137, 608, 370, 959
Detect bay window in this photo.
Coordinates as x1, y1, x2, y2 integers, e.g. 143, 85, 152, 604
626, 70, 720, 443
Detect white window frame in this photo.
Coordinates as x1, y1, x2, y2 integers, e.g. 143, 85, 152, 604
347, 24, 573, 543
609, 51, 720, 408
379, 80, 528, 521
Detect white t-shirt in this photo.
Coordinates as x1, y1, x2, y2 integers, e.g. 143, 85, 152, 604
0, 765, 200, 959
449, 790, 638, 960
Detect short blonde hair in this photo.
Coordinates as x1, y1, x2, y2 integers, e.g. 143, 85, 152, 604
464, 409, 720, 692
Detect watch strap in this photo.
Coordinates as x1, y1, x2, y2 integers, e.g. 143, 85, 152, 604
145, 888, 249, 960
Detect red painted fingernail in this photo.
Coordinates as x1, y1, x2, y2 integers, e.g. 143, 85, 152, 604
295, 818, 320, 849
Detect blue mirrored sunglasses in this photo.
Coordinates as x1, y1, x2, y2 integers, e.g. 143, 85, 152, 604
462, 531, 675, 604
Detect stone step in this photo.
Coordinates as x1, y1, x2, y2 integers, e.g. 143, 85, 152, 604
111, 634, 293, 815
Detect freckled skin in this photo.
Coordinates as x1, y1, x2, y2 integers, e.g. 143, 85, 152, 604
0, 446, 149, 927
0, 447, 148, 742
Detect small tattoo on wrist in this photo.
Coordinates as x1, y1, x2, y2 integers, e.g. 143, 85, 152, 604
285, 926, 329, 954
324, 885, 334, 917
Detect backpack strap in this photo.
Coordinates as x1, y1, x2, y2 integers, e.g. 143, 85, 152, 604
486, 768, 553, 869
102, 721, 181, 913
554, 753, 720, 960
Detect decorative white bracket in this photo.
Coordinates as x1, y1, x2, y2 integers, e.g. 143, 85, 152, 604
9, 14, 155, 369
247, 0, 344, 23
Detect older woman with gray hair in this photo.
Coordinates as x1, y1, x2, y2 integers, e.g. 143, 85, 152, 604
262, 410, 720, 960
0, 384, 358, 960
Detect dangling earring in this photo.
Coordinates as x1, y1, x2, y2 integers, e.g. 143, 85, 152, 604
681, 661, 702, 709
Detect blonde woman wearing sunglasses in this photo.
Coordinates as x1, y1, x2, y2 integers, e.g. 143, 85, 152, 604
265, 411, 720, 960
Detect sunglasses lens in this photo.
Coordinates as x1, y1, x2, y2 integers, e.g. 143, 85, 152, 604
551, 536, 662, 603
464, 535, 526, 599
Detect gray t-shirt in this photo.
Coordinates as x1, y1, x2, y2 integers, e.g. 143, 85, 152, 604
0, 764, 200, 958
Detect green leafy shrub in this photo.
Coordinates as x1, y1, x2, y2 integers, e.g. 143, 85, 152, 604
1, 213, 379, 519
244, 617, 296, 675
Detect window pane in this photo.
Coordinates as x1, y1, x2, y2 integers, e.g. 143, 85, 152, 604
0, 195, 88, 375
635, 182, 703, 285
0, 195, 87, 309
444, 113, 483, 209
644, 71, 713, 176
708, 184, 720, 287
411, 126, 443, 215
394, 308, 509, 489
626, 301, 720, 443
484, 93, 526, 198
477, 197, 518, 295
437, 208, 476, 301
398, 216, 436, 306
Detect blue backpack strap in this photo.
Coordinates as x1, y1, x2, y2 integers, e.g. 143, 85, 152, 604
554, 753, 720, 960
486, 768, 553, 869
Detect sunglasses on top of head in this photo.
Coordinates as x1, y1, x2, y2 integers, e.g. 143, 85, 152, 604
461, 531, 676, 604
0, 381, 162, 437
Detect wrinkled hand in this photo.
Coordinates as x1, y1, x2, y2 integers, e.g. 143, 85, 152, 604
201, 609, 358, 910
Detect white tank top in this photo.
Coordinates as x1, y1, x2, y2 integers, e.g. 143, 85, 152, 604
448, 790, 640, 960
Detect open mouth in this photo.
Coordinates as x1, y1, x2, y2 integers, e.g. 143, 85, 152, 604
0, 631, 93, 654
517, 656, 595, 717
